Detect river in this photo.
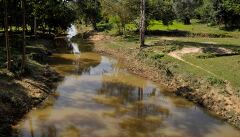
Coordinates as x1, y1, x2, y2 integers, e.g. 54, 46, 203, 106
14, 25, 240, 137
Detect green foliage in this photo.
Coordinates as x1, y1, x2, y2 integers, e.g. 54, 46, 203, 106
150, 52, 165, 60
173, 0, 203, 24
196, 0, 215, 24
197, 53, 216, 59
215, 0, 240, 29
76, 0, 102, 30
149, 0, 175, 26
100, 0, 176, 34
101, 0, 138, 34
0, 0, 77, 33
198, 0, 240, 29
207, 76, 225, 86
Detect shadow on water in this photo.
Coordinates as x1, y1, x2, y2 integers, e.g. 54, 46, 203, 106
12, 25, 240, 137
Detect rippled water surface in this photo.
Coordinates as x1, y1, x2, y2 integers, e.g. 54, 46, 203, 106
15, 25, 240, 137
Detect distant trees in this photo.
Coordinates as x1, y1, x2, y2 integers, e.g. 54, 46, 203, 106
173, 0, 203, 24
0, 0, 77, 72
213, 0, 240, 29
101, 0, 176, 34
0, 0, 77, 34
149, 0, 175, 26
197, 0, 240, 29
76, 0, 102, 30
101, 0, 137, 34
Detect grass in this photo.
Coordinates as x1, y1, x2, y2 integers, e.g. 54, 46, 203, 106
124, 20, 240, 38
98, 33, 240, 90
147, 20, 240, 38
98, 19, 240, 90
162, 37, 240, 48
183, 54, 240, 88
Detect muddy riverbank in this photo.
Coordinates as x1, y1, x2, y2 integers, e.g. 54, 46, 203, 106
90, 33, 240, 129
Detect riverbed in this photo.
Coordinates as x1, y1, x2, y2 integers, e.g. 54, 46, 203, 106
14, 25, 240, 137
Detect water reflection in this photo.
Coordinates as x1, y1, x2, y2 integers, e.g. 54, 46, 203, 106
14, 25, 240, 137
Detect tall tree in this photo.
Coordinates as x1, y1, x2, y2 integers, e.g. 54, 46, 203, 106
140, 0, 146, 47
21, 0, 26, 72
4, 0, 11, 70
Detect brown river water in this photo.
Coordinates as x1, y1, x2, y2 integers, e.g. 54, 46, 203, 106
14, 25, 240, 137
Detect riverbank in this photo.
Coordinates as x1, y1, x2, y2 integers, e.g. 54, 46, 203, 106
87, 32, 240, 129
0, 39, 63, 137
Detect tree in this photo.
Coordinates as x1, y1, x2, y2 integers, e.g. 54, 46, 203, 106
140, 0, 146, 47
213, 0, 240, 29
21, 0, 26, 72
149, 0, 175, 26
173, 0, 203, 24
196, 0, 215, 24
4, 0, 11, 70
101, 0, 137, 34
77, 0, 102, 30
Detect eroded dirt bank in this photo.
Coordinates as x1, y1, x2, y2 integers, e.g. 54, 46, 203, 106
0, 43, 63, 137
90, 33, 240, 129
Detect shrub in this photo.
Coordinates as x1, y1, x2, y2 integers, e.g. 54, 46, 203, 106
150, 52, 165, 60
207, 76, 225, 86
197, 53, 216, 59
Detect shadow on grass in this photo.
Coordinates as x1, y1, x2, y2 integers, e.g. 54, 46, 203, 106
143, 30, 233, 38
149, 39, 240, 50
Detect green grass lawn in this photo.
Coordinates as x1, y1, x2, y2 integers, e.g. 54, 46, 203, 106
124, 20, 240, 38
165, 37, 240, 47
183, 54, 240, 88
162, 54, 215, 77
101, 36, 240, 89
144, 36, 240, 51
148, 20, 240, 38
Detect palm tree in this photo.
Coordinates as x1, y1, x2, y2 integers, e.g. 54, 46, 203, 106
4, 0, 11, 70
140, 0, 146, 47
21, 0, 26, 72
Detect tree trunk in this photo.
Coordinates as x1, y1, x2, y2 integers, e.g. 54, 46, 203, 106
183, 17, 191, 25
34, 16, 37, 37
140, 0, 146, 47
21, 0, 26, 72
4, 0, 11, 70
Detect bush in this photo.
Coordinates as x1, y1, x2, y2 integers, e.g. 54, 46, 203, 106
197, 53, 216, 59
207, 76, 225, 86
150, 52, 165, 60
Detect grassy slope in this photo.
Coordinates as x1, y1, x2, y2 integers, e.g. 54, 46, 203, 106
183, 54, 240, 88
143, 20, 240, 89
163, 37, 240, 47
99, 20, 240, 89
